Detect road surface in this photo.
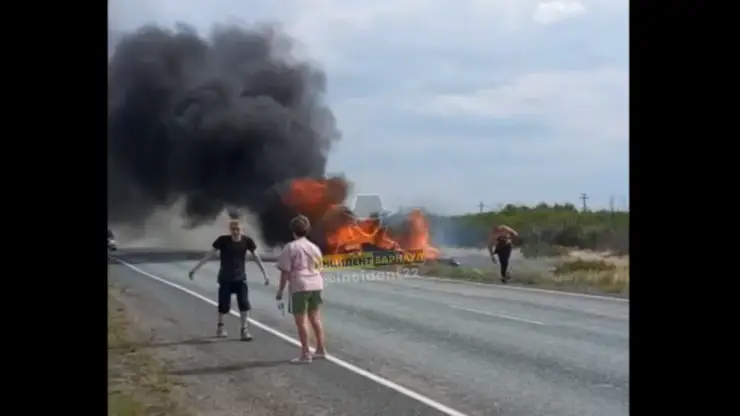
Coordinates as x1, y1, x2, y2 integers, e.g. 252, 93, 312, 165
108, 251, 629, 416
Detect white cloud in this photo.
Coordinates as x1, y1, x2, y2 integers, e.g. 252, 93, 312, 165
409, 68, 628, 149
533, 1, 587, 24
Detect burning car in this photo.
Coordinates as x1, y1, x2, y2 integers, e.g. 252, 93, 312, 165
278, 177, 452, 268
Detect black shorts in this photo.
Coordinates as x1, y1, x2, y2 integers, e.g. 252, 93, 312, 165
217, 281, 251, 314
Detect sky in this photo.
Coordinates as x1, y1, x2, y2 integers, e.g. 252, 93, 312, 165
109, 0, 629, 215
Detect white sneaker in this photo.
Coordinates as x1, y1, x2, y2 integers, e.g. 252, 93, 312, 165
216, 324, 227, 338
240, 328, 253, 341
290, 356, 312, 364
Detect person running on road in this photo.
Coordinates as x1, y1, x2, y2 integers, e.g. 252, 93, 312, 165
276, 215, 327, 364
488, 225, 518, 283
189, 219, 270, 340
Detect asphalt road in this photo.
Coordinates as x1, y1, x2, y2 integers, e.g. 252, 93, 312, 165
109, 253, 629, 416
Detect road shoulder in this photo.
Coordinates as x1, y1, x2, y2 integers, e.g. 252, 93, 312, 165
108, 284, 192, 416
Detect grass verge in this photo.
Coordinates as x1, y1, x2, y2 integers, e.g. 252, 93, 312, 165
415, 259, 629, 296
108, 285, 189, 416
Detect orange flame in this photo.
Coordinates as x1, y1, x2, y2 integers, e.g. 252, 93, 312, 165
403, 209, 440, 259
282, 177, 439, 259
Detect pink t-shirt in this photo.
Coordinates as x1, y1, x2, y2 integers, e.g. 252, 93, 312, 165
277, 237, 324, 294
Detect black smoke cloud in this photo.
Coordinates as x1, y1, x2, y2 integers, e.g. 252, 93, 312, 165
108, 23, 340, 246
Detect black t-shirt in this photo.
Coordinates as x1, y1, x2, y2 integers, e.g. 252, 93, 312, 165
212, 235, 257, 284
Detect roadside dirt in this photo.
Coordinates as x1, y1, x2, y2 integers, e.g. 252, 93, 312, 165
108, 285, 192, 416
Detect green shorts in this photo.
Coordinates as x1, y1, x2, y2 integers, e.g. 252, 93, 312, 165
290, 290, 323, 315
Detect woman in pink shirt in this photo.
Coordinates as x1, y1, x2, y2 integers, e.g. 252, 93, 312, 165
276, 215, 328, 364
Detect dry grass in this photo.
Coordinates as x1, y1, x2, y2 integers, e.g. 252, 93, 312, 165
418, 259, 629, 296
108, 285, 190, 416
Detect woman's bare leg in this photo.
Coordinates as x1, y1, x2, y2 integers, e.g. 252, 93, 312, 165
308, 309, 327, 354
293, 313, 311, 358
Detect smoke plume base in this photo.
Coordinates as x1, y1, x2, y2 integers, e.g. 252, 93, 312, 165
111, 200, 272, 253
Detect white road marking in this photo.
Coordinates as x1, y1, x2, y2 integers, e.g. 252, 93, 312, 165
447, 305, 546, 326
110, 257, 469, 416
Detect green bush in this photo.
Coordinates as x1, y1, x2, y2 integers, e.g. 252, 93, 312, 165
553, 259, 616, 275
520, 243, 570, 258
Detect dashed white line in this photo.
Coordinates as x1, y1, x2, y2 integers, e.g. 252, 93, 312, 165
447, 305, 546, 326
110, 257, 469, 416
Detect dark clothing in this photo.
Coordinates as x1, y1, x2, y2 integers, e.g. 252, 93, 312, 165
212, 235, 257, 284
494, 244, 512, 280
218, 281, 251, 313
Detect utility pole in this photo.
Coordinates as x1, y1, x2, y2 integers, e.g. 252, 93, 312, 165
579, 193, 589, 212
609, 195, 615, 227
478, 201, 486, 213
